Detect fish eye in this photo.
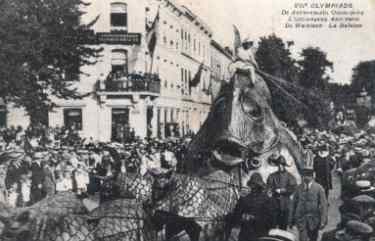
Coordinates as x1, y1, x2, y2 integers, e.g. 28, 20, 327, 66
240, 92, 263, 119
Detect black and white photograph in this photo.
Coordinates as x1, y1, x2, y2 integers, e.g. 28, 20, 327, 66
1, 0, 375, 240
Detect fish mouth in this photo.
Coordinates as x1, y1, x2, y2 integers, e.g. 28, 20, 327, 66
212, 138, 248, 166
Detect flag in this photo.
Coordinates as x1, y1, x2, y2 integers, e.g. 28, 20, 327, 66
190, 63, 204, 87
146, 9, 160, 59
233, 25, 242, 57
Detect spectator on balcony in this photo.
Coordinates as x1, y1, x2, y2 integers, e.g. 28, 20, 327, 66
118, 72, 128, 91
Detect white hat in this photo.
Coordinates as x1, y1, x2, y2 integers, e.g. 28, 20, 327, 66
257, 229, 296, 241
355, 180, 375, 192
351, 194, 375, 204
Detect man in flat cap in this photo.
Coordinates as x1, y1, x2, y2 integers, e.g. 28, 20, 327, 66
289, 167, 328, 241
267, 155, 297, 230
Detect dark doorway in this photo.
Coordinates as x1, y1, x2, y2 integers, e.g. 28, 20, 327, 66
112, 108, 129, 142
147, 107, 153, 138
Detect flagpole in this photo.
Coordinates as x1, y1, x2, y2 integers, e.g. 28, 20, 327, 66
145, 52, 148, 74
149, 53, 154, 74
146, 6, 160, 75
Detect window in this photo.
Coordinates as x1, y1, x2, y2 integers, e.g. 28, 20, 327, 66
111, 3, 127, 30
111, 49, 128, 74
188, 70, 191, 95
184, 69, 188, 94
64, 109, 82, 130
184, 32, 188, 50
181, 29, 184, 50
0, 103, 6, 128
181, 68, 184, 94
185, 69, 188, 85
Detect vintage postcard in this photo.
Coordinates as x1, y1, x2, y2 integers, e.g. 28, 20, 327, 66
0, 0, 375, 241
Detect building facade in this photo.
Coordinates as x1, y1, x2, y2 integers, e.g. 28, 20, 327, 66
0, 100, 30, 130
46, 0, 214, 142
1, 0, 235, 142
210, 40, 234, 98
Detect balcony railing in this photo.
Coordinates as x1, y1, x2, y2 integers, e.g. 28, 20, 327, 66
97, 72, 161, 94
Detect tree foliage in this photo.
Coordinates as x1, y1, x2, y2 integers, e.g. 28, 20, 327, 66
0, 0, 101, 124
351, 60, 375, 95
255, 34, 299, 83
255, 35, 332, 128
298, 47, 333, 90
326, 83, 354, 108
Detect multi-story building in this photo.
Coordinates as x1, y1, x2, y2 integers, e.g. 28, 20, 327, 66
1, 0, 236, 142
44, 0, 213, 142
210, 40, 234, 97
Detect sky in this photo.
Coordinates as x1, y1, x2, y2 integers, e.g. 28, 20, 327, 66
175, 0, 375, 84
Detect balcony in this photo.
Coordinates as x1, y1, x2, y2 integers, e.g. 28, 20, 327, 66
96, 72, 161, 99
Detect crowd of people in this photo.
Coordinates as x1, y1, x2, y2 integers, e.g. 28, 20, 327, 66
0, 124, 190, 209
231, 125, 375, 241
3, 121, 375, 241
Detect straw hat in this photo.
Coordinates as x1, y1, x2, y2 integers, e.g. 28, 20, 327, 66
257, 229, 296, 241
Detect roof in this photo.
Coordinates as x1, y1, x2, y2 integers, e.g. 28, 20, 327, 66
211, 40, 233, 60
164, 0, 213, 36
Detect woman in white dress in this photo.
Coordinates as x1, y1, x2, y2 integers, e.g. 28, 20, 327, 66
7, 182, 19, 208
19, 174, 31, 207
74, 166, 89, 194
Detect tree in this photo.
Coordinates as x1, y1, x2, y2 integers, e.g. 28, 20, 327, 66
351, 60, 375, 95
298, 47, 333, 90
0, 0, 101, 124
326, 83, 354, 108
255, 34, 299, 83
255, 37, 332, 128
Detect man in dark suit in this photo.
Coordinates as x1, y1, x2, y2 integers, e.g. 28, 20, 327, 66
313, 145, 334, 199
232, 172, 276, 241
30, 153, 45, 204
267, 155, 297, 230
289, 168, 328, 241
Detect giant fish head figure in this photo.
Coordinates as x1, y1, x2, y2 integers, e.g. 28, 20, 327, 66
187, 62, 304, 184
